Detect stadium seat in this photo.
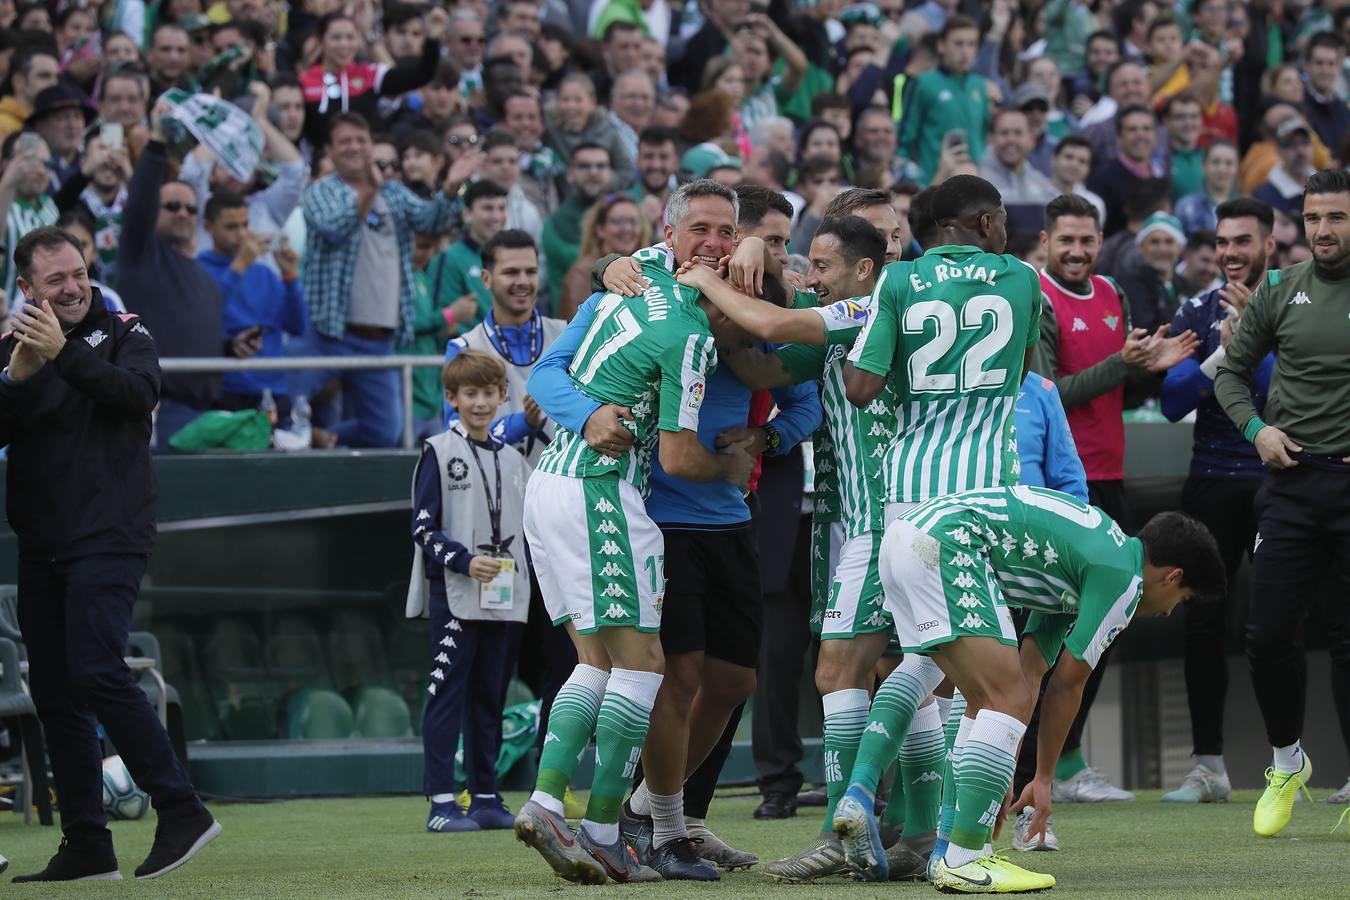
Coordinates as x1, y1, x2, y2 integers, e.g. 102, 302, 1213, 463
126, 632, 189, 763
285, 688, 355, 739
326, 611, 393, 693
152, 622, 220, 741
202, 618, 277, 740
350, 685, 414, 738
0, 636, 52, 825
265, 616, 335, 693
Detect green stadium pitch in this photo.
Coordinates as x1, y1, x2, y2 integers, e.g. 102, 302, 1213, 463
0, 792, 1344, 897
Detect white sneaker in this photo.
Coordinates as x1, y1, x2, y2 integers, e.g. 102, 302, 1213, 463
1328, 777, 1350, 804
1051, 766, 1135, 802
1011, 807, 1061, 851
1161, 764, 1231, 803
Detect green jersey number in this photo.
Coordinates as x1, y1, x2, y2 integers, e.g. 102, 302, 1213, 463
1010, 485, 1128, 548
903, 294, 1014, 394
572, 294, 644, 386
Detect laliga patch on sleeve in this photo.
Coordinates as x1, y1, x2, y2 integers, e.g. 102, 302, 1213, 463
685, 380, 705, 410
823, 299, 870, 329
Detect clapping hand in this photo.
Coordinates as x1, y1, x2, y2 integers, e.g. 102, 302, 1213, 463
12, 301, 67, 362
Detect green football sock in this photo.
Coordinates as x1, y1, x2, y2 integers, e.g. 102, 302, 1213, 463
1055, 746, 1087, 782
848, 659, 934, 798
881, 767, 906, 832
899, 701, 946, 838
821, 689, 869, 831
949, 710, 1026, 854
937, 698, 968, 842
534, 664, 608, 801
584, 668, 662, 826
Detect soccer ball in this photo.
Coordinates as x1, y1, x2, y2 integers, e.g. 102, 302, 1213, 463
101, 755, 150, 821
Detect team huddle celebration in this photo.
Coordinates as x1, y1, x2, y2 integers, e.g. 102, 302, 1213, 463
0, 0, 1347, 890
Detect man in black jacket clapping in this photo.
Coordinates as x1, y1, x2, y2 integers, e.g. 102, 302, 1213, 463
0, 227, 219, 883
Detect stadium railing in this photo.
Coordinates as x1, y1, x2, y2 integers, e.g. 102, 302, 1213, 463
160, 355, 447, 450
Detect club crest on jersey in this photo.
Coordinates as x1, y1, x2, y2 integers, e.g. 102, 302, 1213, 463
84, 329, 107, 348
1103, 315, 1120, 330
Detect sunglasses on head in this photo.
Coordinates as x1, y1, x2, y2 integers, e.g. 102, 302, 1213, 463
162, 200, 198, 215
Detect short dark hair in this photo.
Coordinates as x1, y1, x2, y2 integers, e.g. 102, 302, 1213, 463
570, 141, 610, 164
1308, 31, 1346, 57
1304, 168, 1350, 199
638, 125, 679, 149
1124, 177, 1172, 221
269, 72, 303, 93
12, 43, 58, 82
1054, 134, 1094, 162
463, 179, 508, 208
1162, 91, 1203, 117
443, 348, 508, 395
204, 188, 248, 222
1202, 138, 1236, 162
814, 215, 885, 281
602, 19, 643, 43
1215, 196, 1274, 232
1044, 193, 1101, 231
1184, 229, 1216, 252
939, 13, 979, 40
810, 92, 851, 116
931, 174, 1003, 226
797, 155, 841, 182
824, 188, 890, 221
1146, 12, 1182, 40
399, 128, 441, 157
759, 272, 788, 308
753, 148, 790, 189
1115, 103, 1155, 134
13, 226, 84, 281
1087, 29, 1122, 54
889, 179, 920, 199
382, 2, 423, 31
56, 206, 96, 236
909, 185, 940, 248
1112, 0, 1156, 38
481, 228, 537, 269
481, 127, 518, 153
734, 183, 793, 229
327, 112, 371, 143
1137, 511, 1226, 600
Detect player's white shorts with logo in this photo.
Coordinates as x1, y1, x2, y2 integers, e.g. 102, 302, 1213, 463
822, 531, 893, 639
524, 469, 665, 634
878, 518, 1017, 653
809, 520, 845, 635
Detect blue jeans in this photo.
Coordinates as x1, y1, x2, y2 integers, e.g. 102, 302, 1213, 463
290, 331, 403, 448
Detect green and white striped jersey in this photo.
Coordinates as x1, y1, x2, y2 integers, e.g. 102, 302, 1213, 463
535, 245, 716, 493
904, 485, 1143, 669
1, 195, 58, 309
849, 246, 1041, 503
791, 288, 840, 523
780, 297, 895, 538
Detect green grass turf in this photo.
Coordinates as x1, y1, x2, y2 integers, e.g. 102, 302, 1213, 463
1, 790, 1347, 898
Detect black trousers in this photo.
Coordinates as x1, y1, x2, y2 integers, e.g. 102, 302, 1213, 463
753, 513, 814, 797
17, 554, 202, 848
1180, 476, 1260, 756
1247, 464, 1350, 748
683, 705, 743, 819
1015, 480, 1129, 790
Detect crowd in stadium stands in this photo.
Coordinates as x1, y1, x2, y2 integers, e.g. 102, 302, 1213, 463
1, 0, 1349, 885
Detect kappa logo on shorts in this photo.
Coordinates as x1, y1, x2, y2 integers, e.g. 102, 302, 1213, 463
958, 613, 988, 629
956, 593, 982, 609
864, 611, 888, 627
599, 561, 627, 577
865, 398, 890, 415
917, 620, 939, 631
949, 551, 977, 568
597, 540, 623, 555
594, 498, 617, 513
602, 603, 627, 619
947, 526, 973, 546
600, 583, 630, 598
951, 572, 978, 590
868, 421, 894, 438
594, 519, 620, 534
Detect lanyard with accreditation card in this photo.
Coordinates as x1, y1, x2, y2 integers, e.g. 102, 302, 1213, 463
462, 426, 516, 610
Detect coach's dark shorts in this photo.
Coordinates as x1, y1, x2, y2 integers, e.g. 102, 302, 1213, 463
657, 525, 762, 668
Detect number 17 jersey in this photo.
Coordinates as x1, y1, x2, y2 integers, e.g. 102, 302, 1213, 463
848, 245, 1041, 503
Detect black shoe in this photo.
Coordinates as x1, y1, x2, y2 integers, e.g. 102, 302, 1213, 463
797, 786, 828, 806
648, 836, 720, 881
134, 808, 222, 880
12, 839, 120, 882
754, 791, 797, 820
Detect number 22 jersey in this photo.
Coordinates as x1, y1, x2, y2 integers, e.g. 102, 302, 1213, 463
849, 245, 1041, 503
